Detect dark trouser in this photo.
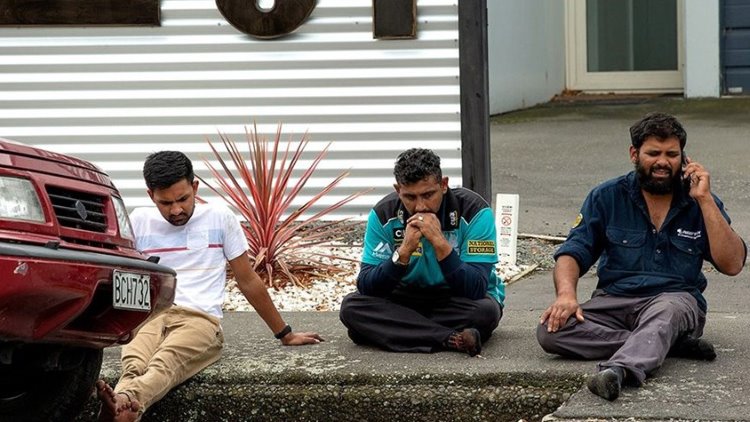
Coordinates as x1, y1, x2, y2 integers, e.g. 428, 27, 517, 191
339, 290, 503, 353
536, 290, 706, 385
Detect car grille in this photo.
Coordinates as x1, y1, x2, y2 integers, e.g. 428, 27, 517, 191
46, 186, 108, 233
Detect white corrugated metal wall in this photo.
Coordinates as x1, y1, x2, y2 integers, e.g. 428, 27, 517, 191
0, 0, 461, 218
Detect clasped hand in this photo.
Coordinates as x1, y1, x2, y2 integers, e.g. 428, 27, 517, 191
401, 212, 444, 252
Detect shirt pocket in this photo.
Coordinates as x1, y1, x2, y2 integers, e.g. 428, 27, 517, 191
605, 227, 647, 270
187, 230, 209, 250
669, 235, 704, 274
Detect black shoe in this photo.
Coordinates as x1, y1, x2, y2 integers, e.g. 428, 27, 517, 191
446, 328, 482, 357
669, 336, 717, 361
587, 368, 623, 401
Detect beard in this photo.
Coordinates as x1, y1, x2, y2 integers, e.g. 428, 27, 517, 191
635, 158, 680, 195
168, 214, 189, 226
167, 207, 194, 226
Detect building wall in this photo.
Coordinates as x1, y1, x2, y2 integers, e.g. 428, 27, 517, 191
487, 1, 566, 115
0, 0, 462, 218
684, 0, 721, 97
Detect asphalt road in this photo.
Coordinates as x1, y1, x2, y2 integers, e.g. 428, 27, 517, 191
490, 97, 750, 240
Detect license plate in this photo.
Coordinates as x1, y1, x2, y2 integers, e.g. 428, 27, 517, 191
112, 270, 151, 312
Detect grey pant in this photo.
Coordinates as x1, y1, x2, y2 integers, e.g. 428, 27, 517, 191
536, 290, 706, 385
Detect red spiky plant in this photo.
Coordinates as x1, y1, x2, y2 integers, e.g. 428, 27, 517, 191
198, 123, 371, 288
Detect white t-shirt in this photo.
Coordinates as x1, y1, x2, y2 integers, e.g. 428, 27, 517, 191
130, 203, 249, 318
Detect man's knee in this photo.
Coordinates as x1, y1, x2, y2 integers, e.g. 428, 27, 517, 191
338, 293, 359, 326
645, 293, 699, 327
473, 299, 502, 329
536, 323, 560, 354
339, 292, 377, 327
536, 322, 575, 355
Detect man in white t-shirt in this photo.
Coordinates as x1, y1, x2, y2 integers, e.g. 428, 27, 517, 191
96, 151, 322, 422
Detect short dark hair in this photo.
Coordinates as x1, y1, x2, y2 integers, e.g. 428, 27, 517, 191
143, 151, 194, 191
393, 148, 442, 185
629, 112, 687, 150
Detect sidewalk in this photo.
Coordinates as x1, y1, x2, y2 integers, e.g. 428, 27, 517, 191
78, 269, 749, 422
516, 271, 750, 422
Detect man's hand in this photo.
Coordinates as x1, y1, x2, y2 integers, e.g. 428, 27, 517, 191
408, 212, 442, 243
281, 331, 324, 346
396, 216, 424, 262
408, 212, 452, 260
683, 158, 711, 201
540, 294, 584, 333
682, 158, 746, 276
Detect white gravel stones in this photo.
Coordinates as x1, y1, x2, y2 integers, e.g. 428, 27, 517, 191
222, 246, 533, 312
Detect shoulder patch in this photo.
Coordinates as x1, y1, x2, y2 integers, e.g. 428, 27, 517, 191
572, 213, 583, 228
467, 240, 496, 255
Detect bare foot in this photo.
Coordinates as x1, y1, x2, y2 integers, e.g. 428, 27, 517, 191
116, 398, 142, 422
96, 380, 119, 422
96, 380, 141, 422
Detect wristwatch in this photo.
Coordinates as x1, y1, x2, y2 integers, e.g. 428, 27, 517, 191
391, 250, 408, 266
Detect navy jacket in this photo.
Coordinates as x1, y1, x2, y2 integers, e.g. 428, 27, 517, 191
555, 171, 746, 312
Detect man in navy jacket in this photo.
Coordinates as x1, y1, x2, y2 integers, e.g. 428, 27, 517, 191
537, 113, 746, 400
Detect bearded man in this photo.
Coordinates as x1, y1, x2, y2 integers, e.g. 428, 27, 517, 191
536, 112, 746, 401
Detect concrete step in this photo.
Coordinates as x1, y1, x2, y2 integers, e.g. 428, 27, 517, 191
75, 271, 750, 421
82, 370, 581, 421
77, 311, 588, 421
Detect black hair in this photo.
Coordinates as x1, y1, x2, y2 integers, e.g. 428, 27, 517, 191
142, 151, 194, 191
393, 148, 442, 185
629, 112, 687, 150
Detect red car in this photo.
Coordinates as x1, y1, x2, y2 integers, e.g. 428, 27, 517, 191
0, 138, 176, 421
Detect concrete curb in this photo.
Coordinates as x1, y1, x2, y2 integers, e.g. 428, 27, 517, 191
77, 309, 589, 421
76, 269, 750, 422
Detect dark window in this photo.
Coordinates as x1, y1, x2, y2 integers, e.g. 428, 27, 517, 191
0, 0, 160, 26
373, 0, 416, 39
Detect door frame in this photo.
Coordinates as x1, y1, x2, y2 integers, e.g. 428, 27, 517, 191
565, 0, 685, 93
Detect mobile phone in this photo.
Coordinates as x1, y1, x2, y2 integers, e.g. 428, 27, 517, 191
681, 151, 691, 192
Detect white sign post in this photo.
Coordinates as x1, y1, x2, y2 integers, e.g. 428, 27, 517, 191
495, 193, 519, 265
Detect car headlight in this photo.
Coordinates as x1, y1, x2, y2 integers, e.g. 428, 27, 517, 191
112, 196, 134, 240
0, 177, 45, 222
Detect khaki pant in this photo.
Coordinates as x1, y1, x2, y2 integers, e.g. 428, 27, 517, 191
115, 305, 224, 413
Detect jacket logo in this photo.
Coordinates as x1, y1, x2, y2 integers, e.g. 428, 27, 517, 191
372, 242, 392, 259
392, 227, 404, 245
676, 228, 701, 240
449, 211, 458, 227
467, 240, 496, 255
413, 242, 423, 256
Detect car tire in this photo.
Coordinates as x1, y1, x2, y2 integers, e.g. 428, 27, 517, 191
0, 346, 103, 422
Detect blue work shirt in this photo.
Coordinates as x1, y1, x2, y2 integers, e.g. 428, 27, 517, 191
555, 171, 743, 312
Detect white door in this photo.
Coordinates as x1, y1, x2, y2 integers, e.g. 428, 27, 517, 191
566, 0, 684, 92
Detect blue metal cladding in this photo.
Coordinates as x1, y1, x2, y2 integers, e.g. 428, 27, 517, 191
722, 0, 750, 94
